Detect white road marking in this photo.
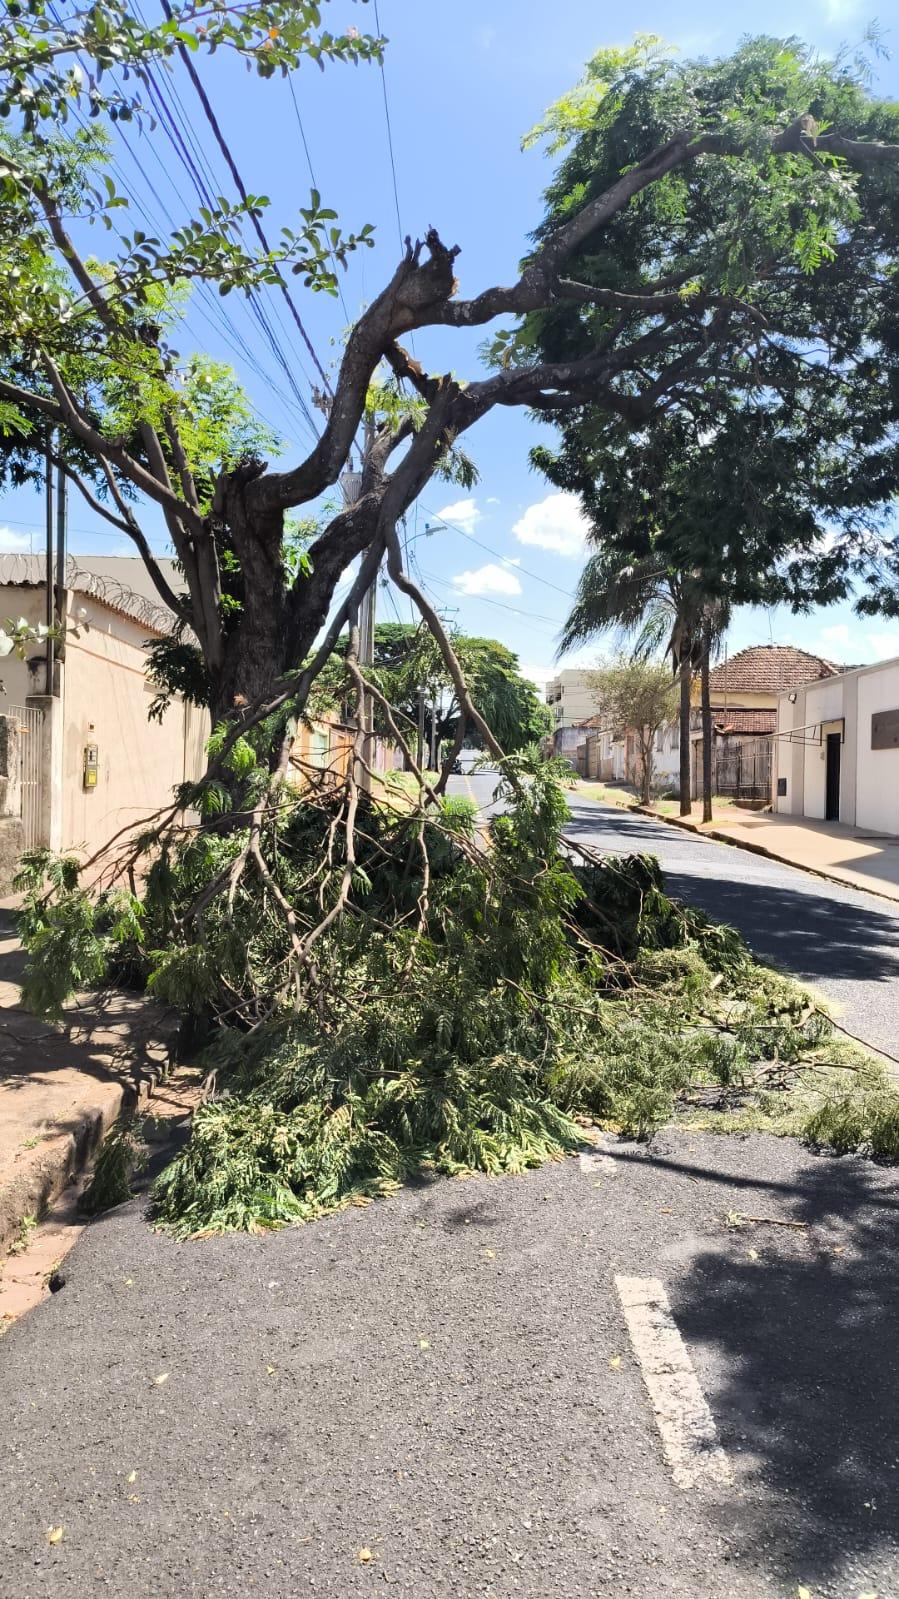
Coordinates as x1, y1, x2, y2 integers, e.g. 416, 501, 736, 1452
614, 1274, 733, 1491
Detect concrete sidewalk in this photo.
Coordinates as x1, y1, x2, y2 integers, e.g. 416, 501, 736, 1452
0, 904, 183, 1319
642, 804, 899, 904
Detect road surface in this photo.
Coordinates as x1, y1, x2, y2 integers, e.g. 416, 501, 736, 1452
452, 771, 899, 1062
1, 1133, 897, 1598
2, 773, 899, 1597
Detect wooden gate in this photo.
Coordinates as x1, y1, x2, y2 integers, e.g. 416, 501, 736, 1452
693, 737, 772, 802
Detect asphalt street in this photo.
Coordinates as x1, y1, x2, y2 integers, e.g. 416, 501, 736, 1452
3, 773, 898, 1598
454, 771, 899, 1062
1, 1134, 896, 1598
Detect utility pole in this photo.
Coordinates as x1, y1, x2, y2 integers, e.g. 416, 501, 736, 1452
44, 430, 54, 696
55, 450, 67, 630
337, 416, 378, 792
417, 686, 426, 772
429, 695, 438, 771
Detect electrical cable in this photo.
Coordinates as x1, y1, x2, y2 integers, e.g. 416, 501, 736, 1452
418, 502, 578, 600
159, 0, 332, 395
372, 0, 404, 255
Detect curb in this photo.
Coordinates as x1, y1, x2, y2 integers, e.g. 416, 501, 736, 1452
631, 805, 899, 908
0, 1079, 133, 1256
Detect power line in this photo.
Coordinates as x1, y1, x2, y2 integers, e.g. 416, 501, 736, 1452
46, 8, 317, 447
159, 0, 332, 395
133, 46, 320, 439
285, 72, 352, 328
419, 502, 578, 600
419, 568, 566, 629
372, 0, 405, 255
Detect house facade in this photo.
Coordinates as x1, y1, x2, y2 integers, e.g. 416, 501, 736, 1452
654, 645, 841, 800
0, 554, 210, 868
775, 655, 899, 834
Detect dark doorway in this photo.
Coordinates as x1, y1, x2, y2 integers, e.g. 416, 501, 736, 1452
825, 733, 842, 822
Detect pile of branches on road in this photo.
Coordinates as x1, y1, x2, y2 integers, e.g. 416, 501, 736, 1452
15, 693, 895, 1235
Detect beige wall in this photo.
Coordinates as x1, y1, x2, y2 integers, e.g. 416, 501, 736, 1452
61, 593, 208, 860
0, 583, 209, 865
776, 659, 899, 836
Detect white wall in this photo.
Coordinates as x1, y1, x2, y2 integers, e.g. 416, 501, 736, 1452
802, 678, 846, 821
856, 663, 899, 834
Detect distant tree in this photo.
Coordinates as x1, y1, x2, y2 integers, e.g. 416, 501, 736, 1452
590, 654, 678, 804
561, 552, 709, 816
315, 623, 550, 759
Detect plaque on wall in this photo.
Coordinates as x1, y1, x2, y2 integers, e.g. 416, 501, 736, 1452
871, 708, 899, 750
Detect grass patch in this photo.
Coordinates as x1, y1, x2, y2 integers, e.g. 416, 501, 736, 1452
571, 780, 639, 808
7, 1213, 37, 1256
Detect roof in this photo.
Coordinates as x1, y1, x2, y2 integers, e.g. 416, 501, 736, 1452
575, 713, 606, 730
712, 708, 776, 736
708, 645, 840, 695
0, 553, 181, 637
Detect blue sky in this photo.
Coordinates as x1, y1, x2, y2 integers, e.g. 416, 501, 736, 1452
4, 0, 899, 690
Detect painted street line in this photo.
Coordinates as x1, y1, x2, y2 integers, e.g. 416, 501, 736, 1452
614, 1274, 734, 1491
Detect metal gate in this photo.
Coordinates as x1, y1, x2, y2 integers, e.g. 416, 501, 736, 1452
8, 703, 44, 848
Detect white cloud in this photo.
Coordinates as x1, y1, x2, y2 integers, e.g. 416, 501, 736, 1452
512, 492, 589, 558
0, 527, 31, 553
452, 563, 523, 598
521, 663, 554, 693
486, 496, 500, 506
435, 497, 481, 535
819, 624, 851, 651
865, 630, 899, 664
825, 0, 862, 21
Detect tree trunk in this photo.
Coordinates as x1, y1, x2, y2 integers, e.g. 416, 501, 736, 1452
641, 731, 653, 805
701, 617, 713, 824
207, 495, 289, 726
678, 649, 692, 816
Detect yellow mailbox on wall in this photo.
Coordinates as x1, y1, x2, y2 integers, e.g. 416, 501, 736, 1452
83, 743, 99, 790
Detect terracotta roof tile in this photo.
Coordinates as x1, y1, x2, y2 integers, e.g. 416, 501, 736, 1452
708, 645, 840, 695
712, 708, 776, 735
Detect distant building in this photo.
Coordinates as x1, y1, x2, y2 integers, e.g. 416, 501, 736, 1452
544, 669, 602, 760
649, 644, 841, 800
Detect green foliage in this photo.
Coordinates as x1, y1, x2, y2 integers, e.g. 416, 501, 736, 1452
804, 1078, 899, 1161
17, 749, 878, 1234
80, 1117, 147, 1215
524, 35, 899, 622
15, 850, 143, 1018
317, 622, 551, 755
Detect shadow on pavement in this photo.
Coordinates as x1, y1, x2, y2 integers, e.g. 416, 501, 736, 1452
650, 1148, 899, 1587
563, 800, 899, 990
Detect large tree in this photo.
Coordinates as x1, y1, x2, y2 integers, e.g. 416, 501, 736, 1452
2, 23, 898, 737
7, 20, 899, 1228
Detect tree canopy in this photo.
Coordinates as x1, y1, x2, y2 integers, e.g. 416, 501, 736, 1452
521, 36, 899, 625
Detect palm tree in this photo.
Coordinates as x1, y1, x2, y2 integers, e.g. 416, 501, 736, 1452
560, 552, 711, 814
